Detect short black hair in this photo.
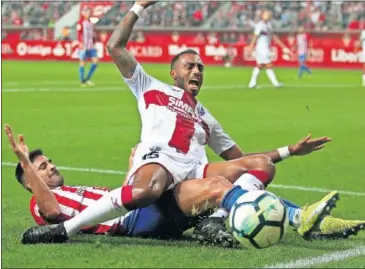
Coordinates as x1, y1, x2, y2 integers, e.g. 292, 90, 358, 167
170, 49, 199, 69
15, 149, 44, 185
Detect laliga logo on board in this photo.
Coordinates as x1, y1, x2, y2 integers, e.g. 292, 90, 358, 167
16, 42, 52, 56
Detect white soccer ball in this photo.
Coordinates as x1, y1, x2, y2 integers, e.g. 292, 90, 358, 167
228, 190, 289, 249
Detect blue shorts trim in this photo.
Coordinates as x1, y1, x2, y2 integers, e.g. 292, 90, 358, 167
79, 49, 97, 60
298, 54, 307, 62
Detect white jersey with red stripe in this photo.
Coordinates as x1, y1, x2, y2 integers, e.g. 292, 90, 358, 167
361, 30, 365, 51
123, 64, 235, 185
77, 19, 94, 50
297, 33, 309, 55
254, 20, 273, 53
29, 185, 128, 235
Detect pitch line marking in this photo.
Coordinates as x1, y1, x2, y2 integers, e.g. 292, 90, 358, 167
2, 162, 365, 197
265, 245, 365, 268
2, 84, 361, 93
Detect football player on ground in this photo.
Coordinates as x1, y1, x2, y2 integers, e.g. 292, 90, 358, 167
5, 125, 365, 245
18, 2, 351, 246
77, 7, 98, 87
247, 9, 292, 88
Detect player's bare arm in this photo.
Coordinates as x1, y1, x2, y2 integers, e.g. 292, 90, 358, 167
220, 134, 331, 163
4, 124, 61, 219
107, 1, 156, 78
248, 34, 258, 52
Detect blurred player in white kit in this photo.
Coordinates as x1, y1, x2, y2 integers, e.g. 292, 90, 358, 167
359, 29, 365, 86
248, 10, 292, 88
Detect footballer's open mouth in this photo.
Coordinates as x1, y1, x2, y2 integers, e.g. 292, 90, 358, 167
189, 79, 201, 90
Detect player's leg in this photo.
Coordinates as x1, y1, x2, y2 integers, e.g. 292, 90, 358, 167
21, 163, 174, 244
85, 49, 98, 85
265, 62, 282, 88
298, 54, 311, 78
362, 63, 365, 86
248, 52, 263, 88
79, 50, 86, 85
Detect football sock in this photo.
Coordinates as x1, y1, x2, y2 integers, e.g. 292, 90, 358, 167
86, 63, 98, 81
249, 67, 260, 87
64, 186, 132, 236
362, 74, 365, 85
209, 170, 268, 219
281, 198, 301, 227
79, 66, 85, 83
266, 69, 280, 86
221, 186, 248, 211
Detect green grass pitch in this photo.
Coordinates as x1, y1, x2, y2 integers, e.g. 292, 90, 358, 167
2, 61, 365, 268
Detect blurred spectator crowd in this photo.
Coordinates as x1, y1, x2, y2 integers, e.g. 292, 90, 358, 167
216, 1, 365, 31
2, 1, 364, 32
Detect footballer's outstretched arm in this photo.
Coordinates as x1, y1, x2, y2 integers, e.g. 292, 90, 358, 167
4, 124, 61, 219
220, 134, 332, 163
106, 1, 156, 79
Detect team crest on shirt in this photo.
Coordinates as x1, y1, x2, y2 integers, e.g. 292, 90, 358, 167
198, 105, 205, 116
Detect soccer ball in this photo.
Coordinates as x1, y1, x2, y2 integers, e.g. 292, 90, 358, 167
229, 190, 289, 249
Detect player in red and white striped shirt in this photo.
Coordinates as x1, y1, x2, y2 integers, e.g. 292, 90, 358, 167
296, 26, 312, 78
77, 7, 98, 87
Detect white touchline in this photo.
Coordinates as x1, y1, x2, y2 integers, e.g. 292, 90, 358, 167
2, 162, 365, 196
1, 84, 360, 93
265, 245, 365, 268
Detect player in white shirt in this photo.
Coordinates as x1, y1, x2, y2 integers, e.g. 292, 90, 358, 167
359, 30, 365, 86
22, 2, 335, 246
248, 10, 292, 88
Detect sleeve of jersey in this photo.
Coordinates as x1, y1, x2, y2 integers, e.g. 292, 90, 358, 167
29, 196, 48, 225
208, 120, 236, 156
122, 64, 153, 99
254, 23, 261, 36
77, 22, 82, 42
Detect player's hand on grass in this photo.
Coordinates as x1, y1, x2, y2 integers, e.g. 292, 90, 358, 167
135, 1, 158, 8
289, 134, 332, 156
4, 124, 30, 168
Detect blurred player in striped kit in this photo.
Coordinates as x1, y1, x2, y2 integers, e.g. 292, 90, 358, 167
296, 26, 312, 79
77, 7, 98, 87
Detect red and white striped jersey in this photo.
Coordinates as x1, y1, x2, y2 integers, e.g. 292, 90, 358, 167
77, 19, 94, 50
296, 33, 309, 55
123, 64, 235, 164
29, 185, 125, 235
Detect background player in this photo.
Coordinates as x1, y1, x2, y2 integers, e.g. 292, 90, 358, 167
248, 9, 292, 88
296, 26, 312, 79
5, 124, 364, 245
77, 7, 98, 86
359, 29, 365, 86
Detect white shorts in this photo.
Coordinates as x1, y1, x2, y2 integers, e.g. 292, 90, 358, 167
360, 51, 365, 63
255, 49, 271, 65
126, 143, 208, 190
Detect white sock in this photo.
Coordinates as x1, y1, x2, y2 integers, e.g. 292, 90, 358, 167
64, 187, 128, 236
208, 173, 265, 220
249, 67, 260, 87
266, 69, 279, 86
291, 209, 302, 228
234, 173, 265, 191
362, 74, 365, 85
210, 207, 229, 219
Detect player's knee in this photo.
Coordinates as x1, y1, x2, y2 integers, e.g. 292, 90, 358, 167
205, 176, 232, 201
92, 57, 99, 64
248, 155, 276, 185
131, 180, 165, 207
79, 61, 85, 67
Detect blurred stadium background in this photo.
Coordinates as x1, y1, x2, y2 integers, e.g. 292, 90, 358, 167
2, 1, 365, 268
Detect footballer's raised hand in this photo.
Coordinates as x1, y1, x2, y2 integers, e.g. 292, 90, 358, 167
289, 134, 332, 156
4, 124, 30, 168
